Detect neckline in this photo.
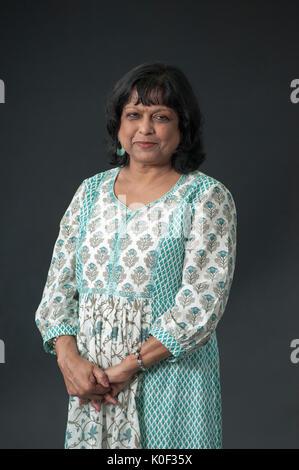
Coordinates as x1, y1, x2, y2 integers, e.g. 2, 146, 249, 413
110, 166, 188, 214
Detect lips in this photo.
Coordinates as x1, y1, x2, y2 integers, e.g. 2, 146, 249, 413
135, 141, 157, 147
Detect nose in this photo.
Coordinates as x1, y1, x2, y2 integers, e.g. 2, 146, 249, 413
138, 115, 154, 135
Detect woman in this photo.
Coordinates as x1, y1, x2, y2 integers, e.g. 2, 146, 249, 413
35, 62, 237, 449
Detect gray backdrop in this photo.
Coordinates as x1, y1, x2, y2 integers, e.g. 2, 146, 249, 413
0, 0, 298, 449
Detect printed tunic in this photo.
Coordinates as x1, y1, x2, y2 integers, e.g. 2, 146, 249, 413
35, 166, 237, 449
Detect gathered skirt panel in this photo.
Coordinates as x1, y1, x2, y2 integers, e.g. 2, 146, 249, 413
65, 292, 150, 449
64, 292, 222, 449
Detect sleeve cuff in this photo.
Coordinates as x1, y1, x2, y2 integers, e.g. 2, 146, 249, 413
149, 325, 187, 361
43, 324, 78, 355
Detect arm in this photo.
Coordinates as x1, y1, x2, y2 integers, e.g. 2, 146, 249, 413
121, 336, 172, 375
34, 181, 116, 410
34, 180, 86, 354
146, 181, 237, 362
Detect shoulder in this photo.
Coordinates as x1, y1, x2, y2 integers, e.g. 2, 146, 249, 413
186, 170, 237, 210
84, 167, 118, 185
83, 167, 116, 188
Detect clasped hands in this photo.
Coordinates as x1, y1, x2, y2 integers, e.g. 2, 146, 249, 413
57, 353, 138, 412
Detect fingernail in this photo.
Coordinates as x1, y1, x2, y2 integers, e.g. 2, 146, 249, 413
104, 381, 110, 387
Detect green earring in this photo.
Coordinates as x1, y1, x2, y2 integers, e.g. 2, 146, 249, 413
116, 140, 126, 156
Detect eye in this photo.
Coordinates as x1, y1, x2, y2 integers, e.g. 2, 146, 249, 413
126, 113, 139, 118
125, 112, 170, 121
154, 115, 169, 121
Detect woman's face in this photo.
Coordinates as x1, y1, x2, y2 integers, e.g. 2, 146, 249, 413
118, 87, 181, 166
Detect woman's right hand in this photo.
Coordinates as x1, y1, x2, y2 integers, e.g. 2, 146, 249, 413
55, 335, 117, 412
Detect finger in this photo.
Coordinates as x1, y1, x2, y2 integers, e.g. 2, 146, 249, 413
91, 399, 101, 412
92, 383, 111, 395
103, 392, 118, 405
79, 398, 90, 406
83, 393, 107, 401
93, 366, 110, 388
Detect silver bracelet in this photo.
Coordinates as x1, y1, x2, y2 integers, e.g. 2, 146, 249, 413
135, 349, 146, 372
51, 337, 58, 352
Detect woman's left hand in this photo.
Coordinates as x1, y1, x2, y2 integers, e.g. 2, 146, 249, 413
105, 361, 135, 384
101, 362, 136, 404
97, 358, 139, 408
79, 357, 139, 410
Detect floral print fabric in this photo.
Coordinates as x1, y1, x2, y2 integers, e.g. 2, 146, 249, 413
35, 166, 237, 449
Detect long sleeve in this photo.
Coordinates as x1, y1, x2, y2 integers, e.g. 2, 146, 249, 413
149, 181, 237, 362
35, 179, 86, 355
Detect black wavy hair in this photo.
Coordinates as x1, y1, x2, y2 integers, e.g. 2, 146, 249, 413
105, 62, 206, 174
